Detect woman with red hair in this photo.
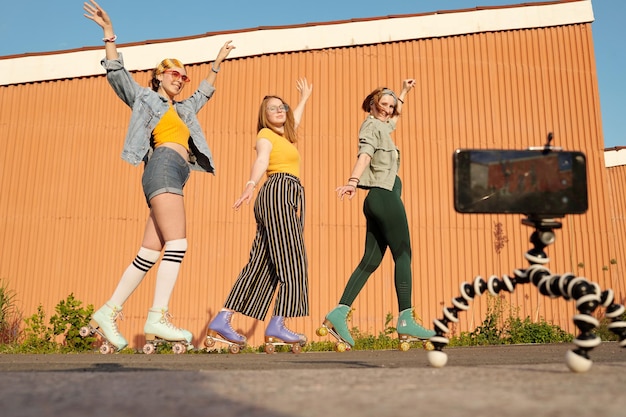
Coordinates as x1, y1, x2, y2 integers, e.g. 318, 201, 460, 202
321, 80, 435, 350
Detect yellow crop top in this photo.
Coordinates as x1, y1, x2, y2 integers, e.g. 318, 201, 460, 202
258, 128, 300, 177
152, 105, 190, 151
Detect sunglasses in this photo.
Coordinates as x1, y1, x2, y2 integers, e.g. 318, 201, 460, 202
267, 104, 289, 113
164, 69, 190, 83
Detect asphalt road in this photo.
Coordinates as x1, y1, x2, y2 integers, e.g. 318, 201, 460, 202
1, 342, 624, 417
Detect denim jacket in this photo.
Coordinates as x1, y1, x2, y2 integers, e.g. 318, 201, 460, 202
356, 116, 400, 191
101, 53, 216, 174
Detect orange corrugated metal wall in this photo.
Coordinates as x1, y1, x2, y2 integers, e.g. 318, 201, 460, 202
606, 164, 626, 300
1, 22, 623, 348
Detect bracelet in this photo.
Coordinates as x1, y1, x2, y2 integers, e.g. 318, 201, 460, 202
245, 180, 256, 188
397, 97, 404, 104
211, 63, 220, 73
348, 177, 360, 184
103, 34, 117, 43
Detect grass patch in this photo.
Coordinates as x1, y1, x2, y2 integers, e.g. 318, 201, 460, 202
7, 293, 626, 354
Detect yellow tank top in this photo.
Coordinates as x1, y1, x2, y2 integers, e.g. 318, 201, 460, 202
152, 105, 190, 150
258, 128, 300, 177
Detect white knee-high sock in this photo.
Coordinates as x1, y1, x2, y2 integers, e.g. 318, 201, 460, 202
108, 247, 161, 307
151, 238, 187, 310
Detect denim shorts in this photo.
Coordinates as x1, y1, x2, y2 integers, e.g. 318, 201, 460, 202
142, 146, 190, 206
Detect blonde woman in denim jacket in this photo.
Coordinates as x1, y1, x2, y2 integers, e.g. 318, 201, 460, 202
320, 80, 436, 350
82, 0, 234, 352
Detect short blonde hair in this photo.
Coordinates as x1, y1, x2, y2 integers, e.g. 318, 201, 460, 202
150, 58, 185, 91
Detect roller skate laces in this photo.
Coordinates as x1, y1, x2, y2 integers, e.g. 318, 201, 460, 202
264, 316, 306, 354
144, 309, 192, 342
85, 304, 128, 352
207, 310, 247, 344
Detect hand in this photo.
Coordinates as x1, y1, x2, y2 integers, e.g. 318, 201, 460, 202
296, 77, 313, 101
402, 78, 416, 92
215, 41, 236, 66
83, 0, 113, 30
336, 184, 357, 200
232, 186, 254, 210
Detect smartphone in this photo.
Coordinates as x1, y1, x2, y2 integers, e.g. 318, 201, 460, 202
453, 149, 588, 216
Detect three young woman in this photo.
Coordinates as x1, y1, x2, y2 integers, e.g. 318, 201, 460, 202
84, 1, 433, 351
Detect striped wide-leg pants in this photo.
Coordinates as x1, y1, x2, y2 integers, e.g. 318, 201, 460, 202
224, 173, 309, 320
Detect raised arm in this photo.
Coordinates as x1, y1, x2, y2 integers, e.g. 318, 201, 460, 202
205, 41, 236, 86
292, 78, 313, 129
83, 0, 118, 61
390, 78, 416, 124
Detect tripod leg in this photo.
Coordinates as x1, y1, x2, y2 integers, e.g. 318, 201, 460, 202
528, 267, 626, 372
603, 289, 626, 345
427, 273, 521, 368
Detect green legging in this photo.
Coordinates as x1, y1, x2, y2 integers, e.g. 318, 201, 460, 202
339, 176, 413, 311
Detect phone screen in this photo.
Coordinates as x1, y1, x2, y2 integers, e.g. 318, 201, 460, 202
453, 149, 588, 215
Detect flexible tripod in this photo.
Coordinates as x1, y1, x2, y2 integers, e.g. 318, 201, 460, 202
427, 215, 626, 372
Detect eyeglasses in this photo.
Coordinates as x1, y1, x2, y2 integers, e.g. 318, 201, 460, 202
164, 70, 190, 83
267, 104, 289, 113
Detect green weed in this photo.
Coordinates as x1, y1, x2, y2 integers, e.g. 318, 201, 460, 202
2, 294, 95, 353
15, 305, 58, 353
448, 295, 573, 346
0, 280, 22, 346
594, 310, 626, 342
49, 293, 95, 351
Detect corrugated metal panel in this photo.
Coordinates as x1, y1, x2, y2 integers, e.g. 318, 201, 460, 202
606, 165, 626, 297
0, 19, 620, 349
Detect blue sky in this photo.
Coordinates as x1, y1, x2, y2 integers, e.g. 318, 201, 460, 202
1, 1, 623, 147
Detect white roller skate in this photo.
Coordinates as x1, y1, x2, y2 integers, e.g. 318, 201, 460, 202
79, 303, 128, 354
142, 308, 194, 354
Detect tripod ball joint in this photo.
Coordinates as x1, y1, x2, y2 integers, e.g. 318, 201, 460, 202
573, 314, 600, 336
602, 293, 626, 344
571, 282, 600, 315
538, 230, 556, 246
526, 264, 550, 288
524, 228, 556, 264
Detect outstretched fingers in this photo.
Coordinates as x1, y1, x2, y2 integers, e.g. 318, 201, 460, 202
83, 0, 111, 27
